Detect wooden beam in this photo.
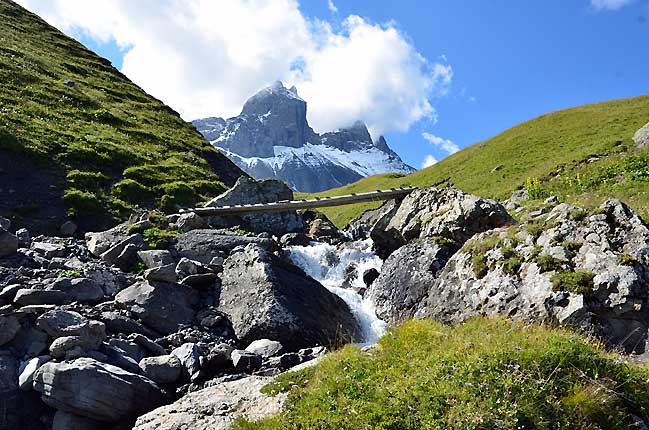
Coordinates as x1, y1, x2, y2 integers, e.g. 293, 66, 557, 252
179, 187, 416, 216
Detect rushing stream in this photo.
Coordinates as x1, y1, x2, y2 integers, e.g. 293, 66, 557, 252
288, 239, 387, 345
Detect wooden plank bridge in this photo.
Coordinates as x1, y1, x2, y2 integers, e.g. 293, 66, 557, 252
180, 187, 417, 216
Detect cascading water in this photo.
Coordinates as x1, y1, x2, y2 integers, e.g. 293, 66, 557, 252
288, 239, 387, 345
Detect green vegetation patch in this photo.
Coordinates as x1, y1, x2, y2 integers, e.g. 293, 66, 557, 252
551, 271, 596, 294
236, 318, 649, 430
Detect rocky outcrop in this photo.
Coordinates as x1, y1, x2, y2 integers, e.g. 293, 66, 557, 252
415, 200, 649, 354
33, 358, 166, 422
133, 375, 285, 430
204, 176, 304, 235
0, 228, 18, 258
220, 245, 361, 349
172, 227, 276, 263
633, 121, 649, 148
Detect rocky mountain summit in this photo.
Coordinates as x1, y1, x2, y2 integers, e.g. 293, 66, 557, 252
193, 81, 414, 192
1, 176, 649, 429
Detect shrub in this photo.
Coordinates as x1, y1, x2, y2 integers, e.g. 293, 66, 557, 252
551, 271, 596, 294
535, 254, 565, 273
62, 189, 102, 215
525, 177, 547, 199
472, 253, 489, 279
502, 256, 523, 275
142, 227, 179, 250
235, 318, 649, 430
618, 254, 638, 266
111, 179, 154, 202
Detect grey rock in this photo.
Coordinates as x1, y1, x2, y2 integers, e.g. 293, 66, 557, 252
175, 257, 205, 277
231, 349, 262, 373
170, 343, 202, 380
144, 263, 177, 283
49, 336, 85, 359
100, 343, 142, 374
100, 311, 157, 338
220, 245, 361, 349
130, 334, 167, 357
133, 375, 284, 430
280, 233, 311, 247
60, 220, 78, 237
15, 228, 30, 248
205, 177, 304, 235
114, 243, 141, 271
633, 121, 649, 148
34, 358, 166, 422
137, 250, 174, 269
174, 212, 208, 232
52, 411, 104, 430
107, 338, 146, 362
18, 356, 50, 390
63, 79, 75, 87
139, 355, 182, 384
47, 277, 104, 304
0, 227, 18, 257
85, 223, 130, 257
31, 241, 67, 258
114, 280, 199, 335
0, 315, 20, 346
14, 288, 67, 306
245, 339, 283, 358
37, 309, 106, 350
0, 216, 10, 230
0, 283, 21, 302
100, 233, 144, 266
7, 326, 49, 357
85, 268, 133, 297
173, 228, 276, 264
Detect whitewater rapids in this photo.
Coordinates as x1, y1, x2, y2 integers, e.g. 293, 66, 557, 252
288, 239, 387, 345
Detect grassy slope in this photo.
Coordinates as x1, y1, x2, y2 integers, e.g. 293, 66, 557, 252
237, 318, 649, 430
0, 0, 242, 232
301, 95, 649, 228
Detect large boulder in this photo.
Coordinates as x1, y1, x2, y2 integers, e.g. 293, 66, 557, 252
415, 200, 649, 354
114, 281, 199, 335
84, 223, 130, 257
36, 309, 106, 352
0, 227, 18, 258
219, 245, 361, 350
133, 375, 285, 430
46, 278, 104, 304
366, 238, 454, 325
0, 315, 21, 346
369, 187, 514, 258
172, 229, 276, 264
633, 121, 649, 148
139, 355, 182, 384
34, 358, 166, 422
205, 177, 304, 235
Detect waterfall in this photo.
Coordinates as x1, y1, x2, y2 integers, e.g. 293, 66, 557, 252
288, 239, 387, 345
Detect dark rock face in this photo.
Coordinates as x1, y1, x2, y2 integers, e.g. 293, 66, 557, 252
193, 81, 414, 192
367, 239, 455, 326
219, 245, 361, 350
204, 177, 304, 235
33, 358, 166, 422
0, 228, 18, 258
172, 228, 277, 263
114, 281, 199, 335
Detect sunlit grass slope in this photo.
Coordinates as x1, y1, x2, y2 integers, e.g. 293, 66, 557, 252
301, 95, 649, 228
236, 318, 649, 430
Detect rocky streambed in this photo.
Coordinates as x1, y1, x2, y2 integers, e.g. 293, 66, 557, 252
0, 177, 648, 429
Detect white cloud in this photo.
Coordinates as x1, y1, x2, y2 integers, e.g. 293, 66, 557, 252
421, 154, 438, 168
327, 0, 338, 14
16, 0, 450, 138
590, 0, 635, 10
422, 132, 459, 154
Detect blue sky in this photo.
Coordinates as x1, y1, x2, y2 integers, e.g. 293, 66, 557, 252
22, 0, 649, 169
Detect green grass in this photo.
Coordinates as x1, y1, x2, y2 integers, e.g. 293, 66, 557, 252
300, 95, 649, 228
0, 1, 240, 228
235, 318, 649, 430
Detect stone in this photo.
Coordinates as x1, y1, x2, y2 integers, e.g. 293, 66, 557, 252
0, 283, 21, 302
7, 326, 49, 357
49, 336, 85, 359
0, 315, 20, 346
205, 177, 304, 235
175, 257, 206, 277
137, 250, 174, 269
18, 356, 50, 390
52, 411, 104, 430
14, 288, 67, 306
60, 220, 78, 237
231, 349, 262, 373
171, 343, 202, 380
220, 245, 361, 350
85, 225, 129, 257
174, 212, 208, 232
47, 277, 104, 304
245, 339, 283, 358
37, 309, 106, 350
114, 280, 199, 335
203, 343, 234, 373
144, 263, 177, 283
308, 217, 339, 238
279, 232, 312, 247
100, 343, 142, 374
107, 338, 146, 362
367, 238, 455, 325
34, 358, 166, 422
139, 355, 182, 384
15, 228, 30, 248
63, 79, 75, 87
362, 268, 380, 288
31, 241, 67, 258
99, 312, 157, 338
100, 233, 144, 266
172, 229, 276, 264
114, 243, 141, 271
130, 334, 168, 357
0, 216, 10, 230
633, 121, 649, 148
133, 375, 284, 430
505, 189, 529, 210
369, 187, 514, 258
0, 227, 18, 258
